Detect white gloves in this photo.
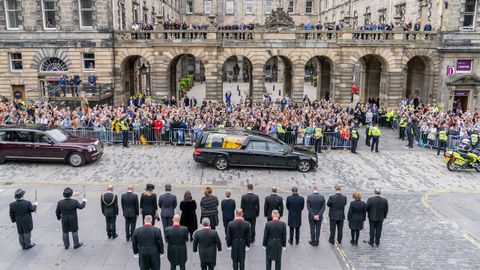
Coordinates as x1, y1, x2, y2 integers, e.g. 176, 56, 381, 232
34, 202, 38, 206
133, 254, 139, 259
282, 247, 286, 251
227, 247, 232, 250
160, 254, 164, 258
83, 198, 87, 202
262, 247, 266, 250
245, 247, 250, 252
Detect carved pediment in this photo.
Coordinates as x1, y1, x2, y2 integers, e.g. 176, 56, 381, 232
265, 7, 295, 31
448, 75, 480, 86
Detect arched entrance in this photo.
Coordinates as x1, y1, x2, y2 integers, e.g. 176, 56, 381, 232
121, 56, 151, 101
264, 56, 293, 100
304, 56, 333, 101
222, 56, 253, 104
38, 57, 69, 98
168, 54, 205, 104
355, 55, 388, 104
405, 56, 433, 104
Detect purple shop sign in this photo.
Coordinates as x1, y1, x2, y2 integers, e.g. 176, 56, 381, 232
456, 59, 473, 72
454, 90, 469, 97
446, 66, 455, 77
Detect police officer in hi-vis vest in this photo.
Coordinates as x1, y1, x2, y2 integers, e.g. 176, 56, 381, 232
350, 125, 360, 154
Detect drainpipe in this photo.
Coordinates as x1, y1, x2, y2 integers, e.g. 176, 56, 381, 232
112, 0, 117, 105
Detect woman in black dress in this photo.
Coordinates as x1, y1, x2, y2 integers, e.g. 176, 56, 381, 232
200, 186, 219, 230
140, 183, 158, 225
180, 190, 198, 241
347, 192, 367, 245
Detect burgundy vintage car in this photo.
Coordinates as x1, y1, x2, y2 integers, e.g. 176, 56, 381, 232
0, 124, 103, 167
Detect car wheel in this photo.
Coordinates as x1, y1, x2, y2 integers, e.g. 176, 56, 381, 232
297, 160, 311, 172
214, 157, 229, 171
68, 152, 85, 167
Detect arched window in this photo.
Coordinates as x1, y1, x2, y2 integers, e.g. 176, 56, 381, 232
40, 58, 68, 72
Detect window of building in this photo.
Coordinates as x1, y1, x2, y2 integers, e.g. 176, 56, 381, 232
378, 8, 386, 24
265, 0, 273, 13
186, 0, 193, 14
79, 0, 94, 28
42, 0, 57, 29
306, 0, 313, 13
288, 1, 294, 13
226, 0, 234, 14
83, 53, 95, 70
4, 0, 21, 29
463, 0, 477, 29
246, 0, 253, 14
204, 0, 212, 14
10, 53, 23, 71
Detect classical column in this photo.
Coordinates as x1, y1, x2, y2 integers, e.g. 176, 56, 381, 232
292, 64, 305, 102
251, 64, 265, 102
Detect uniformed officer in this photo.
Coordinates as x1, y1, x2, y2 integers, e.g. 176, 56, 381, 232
350, 125, 360, 154
471, 131, 479, 149
226, 208, 251, 270
365, 124, 372, 146
165, 214, 188, 270
369, 124, 381, 152
132, 215, 165, 270
101, 184, 119, 239
55, 187, 86, 249
9, 189, 37, 249
313, 124, 323, 153
437, 128, 448, 156
120, 116, 130, 147
263, 210, 287, 270
406, 120, 415, 148
193, 218, 222, 270
399, 115, 407, 140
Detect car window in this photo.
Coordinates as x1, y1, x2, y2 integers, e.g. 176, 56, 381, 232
34, 132, 50, 143
0, 132, 5, 141
204, 134, 246, 149
246, 141, 268, 151
8, 131, 34, 142
267, 142, 285, 153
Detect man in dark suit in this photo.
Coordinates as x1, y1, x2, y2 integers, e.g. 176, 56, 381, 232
101, 184, 119, 239
158, 184, 177, 234
306, 185, 326, 246
327, 185, 347, 245
240, 184, 260, 243
286, 186, 304, 245
226, 208, 251, 270
122, 185, 139, 241
221, 190, 236, 232
264, 187, 283, 221
193, 218, 222, 270
55, 187, 86, 249
263, 210, 286, 270
366, 188, 389, 246
9, 189, 37, 249
165, 214, 188, 270
132, 215, 164, 270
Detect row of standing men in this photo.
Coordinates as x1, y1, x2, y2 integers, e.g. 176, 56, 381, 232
9, 184, 388, 270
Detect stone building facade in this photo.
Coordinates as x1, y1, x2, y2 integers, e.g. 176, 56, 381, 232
0, 0, 479, 110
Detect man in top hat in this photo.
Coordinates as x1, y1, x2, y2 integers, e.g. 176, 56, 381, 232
122, 185, 139, 241
55, 187, 87, 249
226, 208, 251, 270
165, 214, 189, 270
101, 184, 119, 239
9, 189, 37, 249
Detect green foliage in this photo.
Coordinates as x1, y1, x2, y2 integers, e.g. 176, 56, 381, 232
178, 75, 194, 97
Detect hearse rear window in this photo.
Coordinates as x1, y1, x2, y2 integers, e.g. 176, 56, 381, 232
205, 134, 246, 149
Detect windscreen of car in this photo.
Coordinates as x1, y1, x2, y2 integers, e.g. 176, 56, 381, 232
45, 129, 69, 143
205, 134, 246, 149
246, 141, 268, 151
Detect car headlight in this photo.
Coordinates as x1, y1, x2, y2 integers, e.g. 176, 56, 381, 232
86, 145, 96, 152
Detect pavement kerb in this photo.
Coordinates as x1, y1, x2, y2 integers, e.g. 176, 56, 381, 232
422, 189, 480, 249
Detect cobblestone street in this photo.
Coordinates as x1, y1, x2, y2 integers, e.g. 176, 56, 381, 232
1, 130, 480, 269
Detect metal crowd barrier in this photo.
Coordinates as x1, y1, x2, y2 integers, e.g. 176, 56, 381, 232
61, 128, 352, 149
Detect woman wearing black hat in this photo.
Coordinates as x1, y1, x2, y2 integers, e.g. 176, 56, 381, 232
55, 187, 87, 249
140, 184, 158, 225
9, 189, 37, 249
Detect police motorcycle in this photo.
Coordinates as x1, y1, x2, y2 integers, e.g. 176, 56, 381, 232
445, 139, 480, 172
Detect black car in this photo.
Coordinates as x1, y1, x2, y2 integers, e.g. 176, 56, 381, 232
0, 124, 103, 167
193, 130, 318, 172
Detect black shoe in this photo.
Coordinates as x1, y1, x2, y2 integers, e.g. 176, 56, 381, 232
288, 240, 293, 245
73, 243, 83, 249
328, 240, 335, 245
295, 239, 299, 245
24, 243, 35, 250
368, 242, 374, 247
350, 240, 354, 245
126, 237, 130, 242
337, 241, 342, 244
375, 243, 380, 246
112, 234, 118, 239
108, 235, 111, 239
65, 246, 69, 249
375, 151, 379, 153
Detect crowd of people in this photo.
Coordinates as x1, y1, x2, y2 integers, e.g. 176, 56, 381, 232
9, 183, 389, 270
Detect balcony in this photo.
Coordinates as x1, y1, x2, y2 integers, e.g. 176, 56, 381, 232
114, 29, 440, 48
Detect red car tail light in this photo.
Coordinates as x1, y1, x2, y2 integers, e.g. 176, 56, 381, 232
194, 149, 203, 155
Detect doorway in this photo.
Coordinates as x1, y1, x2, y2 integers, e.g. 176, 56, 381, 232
453, 90, 469, 112
12, 85, 25, 101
